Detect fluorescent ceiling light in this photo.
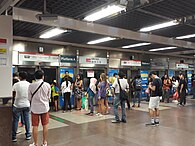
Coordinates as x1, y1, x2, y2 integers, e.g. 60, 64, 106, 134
87, 37, 116, 44
122, 43, 151, 48
39, 28, 67, 39
149, 47, 177, 52
176, 34, 195, 40
140, 20, 179, 32
84, 5, 125, 21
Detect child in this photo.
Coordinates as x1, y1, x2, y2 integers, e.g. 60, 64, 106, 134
51, 81, 59, 111
86, 78, 97, 116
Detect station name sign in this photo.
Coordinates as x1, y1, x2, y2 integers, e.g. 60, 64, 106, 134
176, 63, 189, 69
19, 52, 59, 63
121, 60, 141, 67
79, 56, 107, 64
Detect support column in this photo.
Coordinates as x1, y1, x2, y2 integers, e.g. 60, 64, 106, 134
0, 15, 13, 146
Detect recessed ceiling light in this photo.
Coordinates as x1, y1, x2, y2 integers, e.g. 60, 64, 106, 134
87, 37, 116, 45
140, 20, 179, 32
176, 34, 195, 40
149, 47, 177, 52
39, 28, 67, 39
84, 5, 126, 22
122, 43, 151, 48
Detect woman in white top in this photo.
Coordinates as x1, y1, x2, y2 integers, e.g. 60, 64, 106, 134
61, 77, 72, 112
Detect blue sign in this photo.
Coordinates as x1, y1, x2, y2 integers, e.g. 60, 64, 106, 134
108, 69, 119, 77
140, 70, 149, 98
59, 68, 74, 108
187, 71, 192, 93
169, 70, 175, 78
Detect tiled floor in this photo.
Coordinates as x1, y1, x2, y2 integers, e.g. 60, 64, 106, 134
13, 98, 195, 146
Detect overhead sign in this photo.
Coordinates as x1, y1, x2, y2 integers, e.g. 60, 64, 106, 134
141, 61, 150, 66
121, 60, 141, 66
79, 56, 107, 64
176, 63, 189, 69
19, 52, 59, 63
87, 71, 94, 77
60, 55, 76, 63
189, 64, 194, 68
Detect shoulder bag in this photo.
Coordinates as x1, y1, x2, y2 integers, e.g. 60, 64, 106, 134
117, 79, 128, 101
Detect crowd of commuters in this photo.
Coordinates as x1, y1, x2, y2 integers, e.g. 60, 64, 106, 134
11, 69, 194, 145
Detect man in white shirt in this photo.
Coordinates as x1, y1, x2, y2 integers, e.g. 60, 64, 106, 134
28, 70, 51, 146
12, 71, 31, 142
112, 72, 129, 123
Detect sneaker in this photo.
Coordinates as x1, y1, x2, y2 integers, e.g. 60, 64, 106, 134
29, 143, 37, 146
132, 104, 135, 108
96, 113, 100, 116
12, 138, 17, 142
145, 123, 155, 126
111, 120, 120, 123
155, 122, 159, 126
41, 142, 47, 146
121, 119, 127, 123
26, 136, 31, 140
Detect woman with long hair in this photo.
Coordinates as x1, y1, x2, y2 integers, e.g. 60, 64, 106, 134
74, 74, 83, 110
97, 73, 108, 116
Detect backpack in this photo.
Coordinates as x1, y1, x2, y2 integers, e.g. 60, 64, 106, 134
135, 78, 142, 90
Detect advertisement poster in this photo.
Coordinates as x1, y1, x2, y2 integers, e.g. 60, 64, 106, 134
140, 70, 149, 98
108, 69, 119, 77
187, 71, 192, 93
59, 68, 74, 108
169, 70, 175, 78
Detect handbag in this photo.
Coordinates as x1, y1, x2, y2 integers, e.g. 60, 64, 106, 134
145, 88, 150, 94
173, 90, 179, 100
117, 79, 128, 101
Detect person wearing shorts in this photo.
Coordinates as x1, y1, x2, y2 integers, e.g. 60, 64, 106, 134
148, 71, 162, 126
28, 70, 51, 146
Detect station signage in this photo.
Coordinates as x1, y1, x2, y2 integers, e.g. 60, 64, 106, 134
121, 60, 141, 67
79, 56, 107, 64
176, 63, 189, 69
141, 61, 150, 66
0, 38, 7, 44
60, 55, 76, 63
19, 52, 59, 63
188, 64, 194, 68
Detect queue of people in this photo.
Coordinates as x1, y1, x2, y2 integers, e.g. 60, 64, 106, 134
11, 69, 193, 145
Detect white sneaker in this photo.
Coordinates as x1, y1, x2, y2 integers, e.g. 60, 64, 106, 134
96, 113, 100, 116
41, 142, 47, 146
29, 143, 37, 146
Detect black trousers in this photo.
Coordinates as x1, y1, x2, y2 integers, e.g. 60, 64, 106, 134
179, 91, 186, 105
64, 92, 71, 111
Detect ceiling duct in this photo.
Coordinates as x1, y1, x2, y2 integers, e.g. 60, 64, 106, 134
35, 0, 58, 21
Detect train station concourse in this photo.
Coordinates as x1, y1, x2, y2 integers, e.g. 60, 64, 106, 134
1, 0, 195, 146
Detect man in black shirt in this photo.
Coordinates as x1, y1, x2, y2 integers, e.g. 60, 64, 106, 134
147, 71, 162, 126
178, 73, 187, 106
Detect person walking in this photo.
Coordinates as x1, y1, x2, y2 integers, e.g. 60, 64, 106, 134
112, 72, 129, 123
28, 70, 51, 146
12, 71, 31, 142
147, 71, 162, 126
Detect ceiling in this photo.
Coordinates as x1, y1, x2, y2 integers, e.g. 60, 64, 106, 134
4, 0, 195, 57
